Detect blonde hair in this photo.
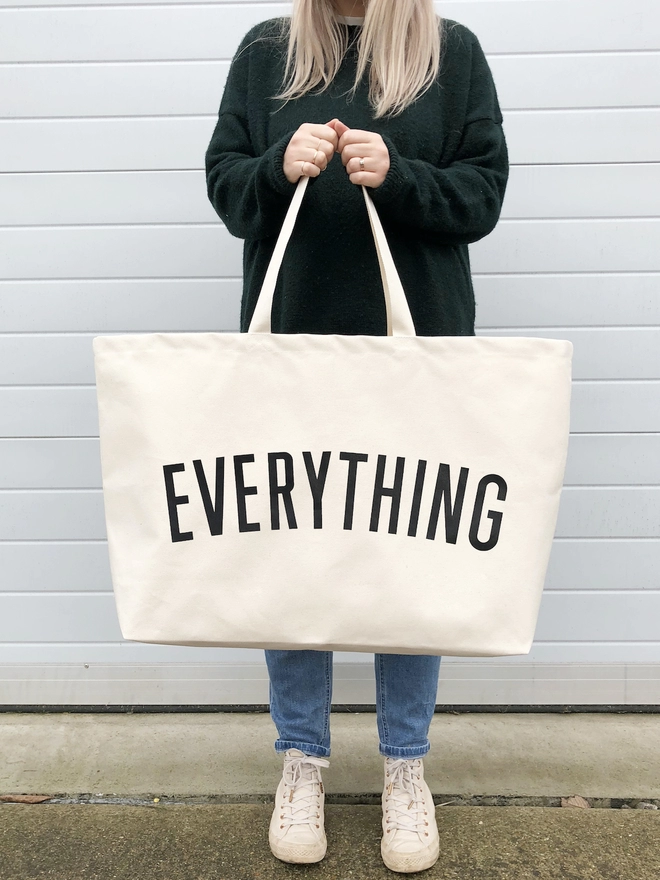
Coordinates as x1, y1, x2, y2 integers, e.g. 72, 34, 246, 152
272, 0, 443, 118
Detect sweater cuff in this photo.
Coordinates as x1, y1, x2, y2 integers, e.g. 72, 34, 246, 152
263, 130, 298, 196
369, 134, 410, 206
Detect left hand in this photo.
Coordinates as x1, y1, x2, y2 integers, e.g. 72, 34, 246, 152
328, 119, 390, 188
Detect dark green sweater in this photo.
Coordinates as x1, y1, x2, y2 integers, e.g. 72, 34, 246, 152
205, 17, 508, 336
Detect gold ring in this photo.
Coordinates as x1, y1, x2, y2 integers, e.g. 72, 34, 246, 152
313, 150, 320, 164
359, 157, 365, 171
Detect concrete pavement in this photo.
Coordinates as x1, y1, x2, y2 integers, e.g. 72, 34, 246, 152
2, 711, 660, 798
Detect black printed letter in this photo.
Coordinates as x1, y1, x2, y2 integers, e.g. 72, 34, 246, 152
370, 455, 405, 534
234, 454, 260, 533
303, 451, 331, 529
163, 463, 193, 543
468, 474, 507, 551
426, 464, 469, 544
407, 460, 427, 537
339, 452, 369, 530
268, 452, 298, 530
193, 457, 224, 536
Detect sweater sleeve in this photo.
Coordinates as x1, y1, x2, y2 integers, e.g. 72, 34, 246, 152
369, 30, 508, 246
204, 24, 297, 241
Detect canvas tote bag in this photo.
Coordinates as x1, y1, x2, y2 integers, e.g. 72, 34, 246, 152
94, 175, 572, 657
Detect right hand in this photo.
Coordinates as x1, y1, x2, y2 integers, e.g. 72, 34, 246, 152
283, 121, 340, 183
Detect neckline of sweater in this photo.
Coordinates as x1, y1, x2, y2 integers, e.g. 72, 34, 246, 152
336, 14, 365, 25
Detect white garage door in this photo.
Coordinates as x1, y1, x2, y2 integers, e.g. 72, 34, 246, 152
1, 0, 659, 705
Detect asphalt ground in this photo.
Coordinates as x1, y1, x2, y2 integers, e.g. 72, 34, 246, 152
1, 803, 659, 880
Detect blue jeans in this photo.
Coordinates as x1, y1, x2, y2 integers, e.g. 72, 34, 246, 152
265, 650, 441, 759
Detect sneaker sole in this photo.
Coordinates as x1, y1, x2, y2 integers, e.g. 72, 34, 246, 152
269, 833, 327, 864
381, 837, 440, 873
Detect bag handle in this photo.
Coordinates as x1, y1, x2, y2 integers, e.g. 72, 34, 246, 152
248, 175, 416, 336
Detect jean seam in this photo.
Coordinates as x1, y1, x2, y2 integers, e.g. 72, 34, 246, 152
377, 654, 390, 746
322, 651, 331, 750
379, 743, 430, 758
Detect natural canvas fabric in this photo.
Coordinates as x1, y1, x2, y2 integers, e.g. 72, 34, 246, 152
94, 178, 572, 657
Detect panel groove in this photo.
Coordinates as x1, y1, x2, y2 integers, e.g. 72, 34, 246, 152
5, 107, 660, 120
5, 217, 660, 229
3, 270, 659, 277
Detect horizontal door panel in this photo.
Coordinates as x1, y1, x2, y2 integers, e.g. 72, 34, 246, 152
0, 279, 241, 332
500, 165, 660, 220
503, 109, 660, 164
0, 62, 229, 119
0, 276, 656, 332
0, 171, 218, 226
0, 117, 217, 173
535, 591, 660, 642
4, 538, 659, 594
1, 660, 659, 705
2, 642, 659, 665
0, 542, 111, 592
3, 165, 659, 226
0, 644, 266, 665
546, 539, 660, 591
490, 52, 660, 110
2, 434, 659, 490
0, 225, 242, 280
0, 388, 99, 438
557, 487, 660, 538
0, 594, 122, 641
0, 491, 107, 541
1, 382, 659, 440
471, 219, 660, 274
2, 220, 659, 280
0, 439, 102, 489
2, 487, 658, 541
478, 328, 660, 380
3, 328, 658, 385
3, 52, 659, 119
563, 435, 660, 485
474, 274, 660, 329
1, 590, 659, 644
2, 111, 659, 172
1, 1, 657, 61
570, 382, 660, 433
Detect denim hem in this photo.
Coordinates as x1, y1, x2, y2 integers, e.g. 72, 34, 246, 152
379, 742, 430, 759
275, 740, 331, 758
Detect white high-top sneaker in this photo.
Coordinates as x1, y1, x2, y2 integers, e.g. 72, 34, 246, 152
381, 757, 440, 873
268, 748, 330, 864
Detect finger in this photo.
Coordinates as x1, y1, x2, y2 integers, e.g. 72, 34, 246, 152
346, 156, 372, 175
337, 129, 376, 152
314, 138, 335, 162
309, 146, 329, 171
330, 119, 350, 138
339, 143, 374, 166
301, 159, 321, 178
348, 170, 377, 186
306, 123, 339, 148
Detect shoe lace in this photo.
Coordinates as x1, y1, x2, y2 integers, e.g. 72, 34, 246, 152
280, 754, 330, 829
383, 759, 430, 836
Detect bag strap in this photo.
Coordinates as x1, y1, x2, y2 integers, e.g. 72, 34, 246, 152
248, 176, 416, 336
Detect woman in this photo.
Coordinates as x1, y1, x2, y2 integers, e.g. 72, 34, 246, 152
205, 0, 508, 872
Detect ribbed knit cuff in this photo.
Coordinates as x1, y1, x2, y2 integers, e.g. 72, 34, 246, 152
263, 130, 298, 196
369, 133, 410, 206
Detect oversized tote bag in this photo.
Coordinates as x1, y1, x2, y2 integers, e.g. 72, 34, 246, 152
94, 176, 573, 657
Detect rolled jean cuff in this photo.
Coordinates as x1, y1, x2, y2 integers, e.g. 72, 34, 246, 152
275, 740, 331, 758
379, 741, 431, 759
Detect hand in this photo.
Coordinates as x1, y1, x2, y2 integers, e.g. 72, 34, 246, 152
330, 119, 390, 188
283, 122, 339, 183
